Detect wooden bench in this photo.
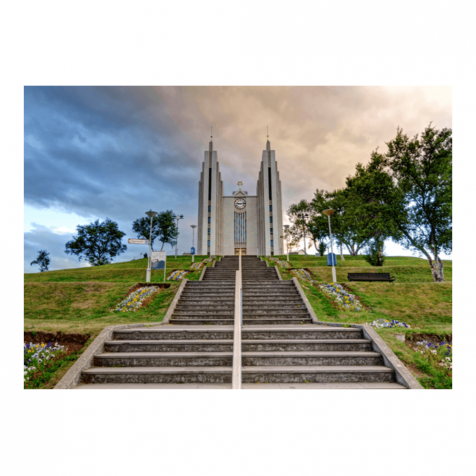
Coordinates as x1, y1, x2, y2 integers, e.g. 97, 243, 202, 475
348, 273, 395, 282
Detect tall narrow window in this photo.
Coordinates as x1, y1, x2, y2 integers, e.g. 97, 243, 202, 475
270, 216, 273, 223
270, 228, 273, 234
268, 167, 272, 200
208, 228, 210, 235
208, 168, 212, 200
208, 217, 211, 223
270, 240, 274, 247
208, 205, 211, 212
269, 205, 272, 211
208, 240, 210, 247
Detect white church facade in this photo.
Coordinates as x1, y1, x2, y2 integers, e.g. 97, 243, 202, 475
197, 137, 284, 256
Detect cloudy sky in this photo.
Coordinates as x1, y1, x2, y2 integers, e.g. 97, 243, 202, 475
24, 86, 452, 272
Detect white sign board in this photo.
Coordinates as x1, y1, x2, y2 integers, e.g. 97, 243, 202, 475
151, 251, 166, 270
128, 239, 149, 244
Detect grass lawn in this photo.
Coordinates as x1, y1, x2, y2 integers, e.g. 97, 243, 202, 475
24, 255, 219, 388
265, 254, 452, 388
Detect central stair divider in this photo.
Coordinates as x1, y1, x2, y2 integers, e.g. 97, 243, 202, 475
232, 252, 243, 389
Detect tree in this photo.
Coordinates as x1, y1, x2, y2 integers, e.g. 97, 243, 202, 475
132, 210, 178, 251
318, 241, 326, 257
30, 250, 50, 272
287, 200, 313, 254
343, 151, 405, 261
65, 218, 127, 266
308, 189, 367, 256
364, 238, 386, 266
384, 124, 452, 282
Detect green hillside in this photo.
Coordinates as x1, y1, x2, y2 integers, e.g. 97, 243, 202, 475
266, 254, 452, 388
24, 255, 211, 334
24, 254, 452, 388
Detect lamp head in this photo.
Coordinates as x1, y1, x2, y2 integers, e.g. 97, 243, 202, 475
145, 210, 158, 218
190, 224, 197, 229
322, 209, 335, 217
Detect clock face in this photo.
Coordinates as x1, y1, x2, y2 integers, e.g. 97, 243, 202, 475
235, 198, 246, 210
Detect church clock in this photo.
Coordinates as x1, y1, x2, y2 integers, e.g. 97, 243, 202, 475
234, 198, 246, 210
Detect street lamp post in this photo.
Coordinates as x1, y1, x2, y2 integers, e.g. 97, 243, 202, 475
322, 209, 337, 283
173, 214, 184, 259
297, 212, 309, 256
284, 224, 290, 262
145, 210, 158, 282
190, 224, 197, 263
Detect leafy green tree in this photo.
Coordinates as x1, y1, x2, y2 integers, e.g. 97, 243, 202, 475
132, 210, 178, 251
384, 124, 452, 282
308, 189, 367, 256
65, 218, 127, 266
30, 250, 50, 272
343, 151, 404, 260
318, 241, 327, 257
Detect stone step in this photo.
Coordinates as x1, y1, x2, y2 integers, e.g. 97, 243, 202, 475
81, 366, 233, 384
241, 366, 395, 383
105, 340, 234, 353
114, 327, 233, 340
243, 311, 310, 317
173, 311, 235, 317
242, 297, 303, 302
241, 327, 364, 340
94, 352, 233, 367
179, 299, 235, 304
176, 303, 235, 309
243, 318, 313, 325
170, 318, 234, 325
241, 351, 383, 367
242, 304, 307, 310
241, 339, 373, 352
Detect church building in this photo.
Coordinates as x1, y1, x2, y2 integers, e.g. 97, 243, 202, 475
197, 137, 284, 256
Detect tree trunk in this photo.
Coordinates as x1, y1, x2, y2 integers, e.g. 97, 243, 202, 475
429, 256, 445, 282
340, 243, 345, 261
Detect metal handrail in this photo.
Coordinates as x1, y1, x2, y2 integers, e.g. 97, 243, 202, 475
232, 268, 242, 389
232, 250, 243, 389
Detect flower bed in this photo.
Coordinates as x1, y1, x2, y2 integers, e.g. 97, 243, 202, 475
292, 268, 317, 282
414, 340, 452, 370
271, 258, 291, 268
167, 269, 190, 281
367, 318, 410, 328
190, 261, 204, 270
24, 342, 66, 385
319, 283, 364, 312
113, 286, 160, 312
203, 256, 216, 263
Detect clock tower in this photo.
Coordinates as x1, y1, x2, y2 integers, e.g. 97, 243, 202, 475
197, 136, 283, 256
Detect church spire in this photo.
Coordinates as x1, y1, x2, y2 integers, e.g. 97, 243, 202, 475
266, 126, 270, 151
209, 127, 213, 152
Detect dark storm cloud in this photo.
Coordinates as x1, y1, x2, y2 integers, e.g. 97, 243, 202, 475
24, 86, 451, 271
24, 87, 200, 223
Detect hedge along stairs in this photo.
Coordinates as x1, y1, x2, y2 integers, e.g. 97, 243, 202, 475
77, 256, 412, 388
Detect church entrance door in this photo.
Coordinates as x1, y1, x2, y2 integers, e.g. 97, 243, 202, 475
234, 248, 246, 256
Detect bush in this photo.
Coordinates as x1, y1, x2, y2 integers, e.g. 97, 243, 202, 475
318, 242, 326, 257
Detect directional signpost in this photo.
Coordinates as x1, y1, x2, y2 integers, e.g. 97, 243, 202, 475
128, 239, 149, 245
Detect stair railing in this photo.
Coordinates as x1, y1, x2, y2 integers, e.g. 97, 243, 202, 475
232, 251, 242, 389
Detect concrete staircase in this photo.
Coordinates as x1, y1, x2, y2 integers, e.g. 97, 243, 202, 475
78, 256, 406, 388
81, 326, 234, 385
239, 257, 402, 387
80, 256, 239, 386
